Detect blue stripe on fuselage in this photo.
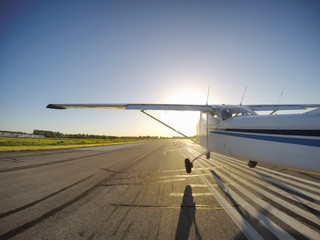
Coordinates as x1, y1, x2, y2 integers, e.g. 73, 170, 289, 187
211, 131, 320, 147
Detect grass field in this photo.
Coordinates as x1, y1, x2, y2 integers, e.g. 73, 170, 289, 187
0, 136, 150, 152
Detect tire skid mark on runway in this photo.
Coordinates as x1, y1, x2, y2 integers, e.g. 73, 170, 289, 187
111, 206, 132, 237
0, 149, 81, 160
0, 151, 115, 173
0, 142, 166, 240
178, 143, 320, 240
100, 168, 127, 174
0, 177, 106, 240
122, 146, 168, 239
0, 172, 99, 219
110, 174, 146, 239
145, 168, 165, 240
97, 143, 166, 239
103, 143, 166, 189
0, 142, 157, 174
0, 158, 25, 163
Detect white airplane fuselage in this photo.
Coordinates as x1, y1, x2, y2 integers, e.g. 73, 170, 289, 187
197, 105, 320, 173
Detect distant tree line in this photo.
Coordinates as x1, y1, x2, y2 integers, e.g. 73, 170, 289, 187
33, 130, 63, 138
33, 130, 164, 139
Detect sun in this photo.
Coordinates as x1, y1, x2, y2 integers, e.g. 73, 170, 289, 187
166, 88, 208, 105
161, 111, 200, 136
155, 89, 206, 137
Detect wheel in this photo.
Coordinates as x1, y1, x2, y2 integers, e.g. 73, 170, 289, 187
206, 152, 210, 159
185, 158, 193, 173
248, 160, 257, 168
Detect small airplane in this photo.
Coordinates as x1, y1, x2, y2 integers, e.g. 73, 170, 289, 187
47, 103, 320, 174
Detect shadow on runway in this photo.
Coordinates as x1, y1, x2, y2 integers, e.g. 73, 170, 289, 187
209, 170, 308, 240
175, 185, 201, 240
257, 172, 316, 203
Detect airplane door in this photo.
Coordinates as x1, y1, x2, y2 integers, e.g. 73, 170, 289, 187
199, 112, 219, 151
207, 113, 219, 152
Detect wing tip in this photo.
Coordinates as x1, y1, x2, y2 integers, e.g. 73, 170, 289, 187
46, 104, 66, 110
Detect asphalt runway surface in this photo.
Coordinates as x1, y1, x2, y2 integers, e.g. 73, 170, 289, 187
0, 139, 319, 240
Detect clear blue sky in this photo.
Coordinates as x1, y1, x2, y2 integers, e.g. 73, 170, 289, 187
1, 0, 320, 137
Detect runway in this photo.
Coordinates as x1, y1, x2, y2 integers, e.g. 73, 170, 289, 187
0, 139, 319, 239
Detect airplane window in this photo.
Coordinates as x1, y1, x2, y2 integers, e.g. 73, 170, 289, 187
201, 112, 219, 124
201, 113, 207, 123
212, 113, 219, 120
221, 107, 256, 120
221, 109, 232, 120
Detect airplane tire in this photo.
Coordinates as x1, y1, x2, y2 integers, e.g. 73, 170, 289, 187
185, 158, 193, 173
206, 152, 210, 159
248, 160, 257, 168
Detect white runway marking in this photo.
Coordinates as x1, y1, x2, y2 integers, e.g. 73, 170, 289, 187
158, 178, 186, 183
205, 154, 320, 211
215, 152, 320, 188
197, 160, 297, 240
177, 146, 264, 240
78, 142, 144, 151
212, 154, 320, 202
169, 192, 213, 197
176, 142, 320, 240
198, 159, 320, 240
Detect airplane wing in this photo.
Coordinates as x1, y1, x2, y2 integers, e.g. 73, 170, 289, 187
47, 103, 320, 112
246, 104, 320, 111
46, 104, 215, 112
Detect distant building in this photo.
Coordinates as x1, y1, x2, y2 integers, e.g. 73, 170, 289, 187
0, 131, 44, 138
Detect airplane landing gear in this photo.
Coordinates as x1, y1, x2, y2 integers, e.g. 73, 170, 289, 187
248, 160, 257, 168
185, 158, 193, 173
185, 151, 210, 173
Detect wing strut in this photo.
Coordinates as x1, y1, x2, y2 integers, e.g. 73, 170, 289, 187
140, 110, 198, 145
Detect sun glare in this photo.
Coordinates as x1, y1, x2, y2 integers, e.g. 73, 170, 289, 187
161, 111, 200, 136
156, 89, 206, 137
166, 88, 208, 105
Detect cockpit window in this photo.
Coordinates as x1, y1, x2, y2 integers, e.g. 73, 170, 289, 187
201, 112, 219, 123
221, 107, 256, 120
221, 109, 232, 120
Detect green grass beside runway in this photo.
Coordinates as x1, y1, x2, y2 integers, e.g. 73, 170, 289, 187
0, 136, 151, 152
